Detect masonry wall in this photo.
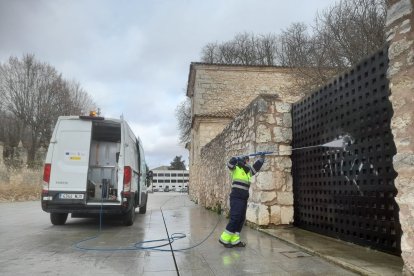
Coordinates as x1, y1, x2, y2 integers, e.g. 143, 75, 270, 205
190, 65, 302, 117
386, 0, 414, 274
191, 117, 232, 164
188, 65, 304, 167
189, 95, 294, 225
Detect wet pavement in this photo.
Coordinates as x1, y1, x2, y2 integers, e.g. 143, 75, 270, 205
0, 193, 359, 275
261, 227, 403, 275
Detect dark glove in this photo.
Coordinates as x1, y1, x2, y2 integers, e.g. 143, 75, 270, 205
259, 154, 265, 163
229, 157, 238, 166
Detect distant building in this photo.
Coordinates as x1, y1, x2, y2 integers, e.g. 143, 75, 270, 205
151, 166, 189, 191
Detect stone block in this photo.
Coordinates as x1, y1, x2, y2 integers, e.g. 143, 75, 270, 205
256, 124, 271, 143
285, 174, 293, 192
270, 205, 281, 225
386, 0, 412, 26
279, 145, 292, 156
266, 114, 275, 124
274, 157, 292, 170
259, 191, 277, 204
275, 102, 291, 113
282, 113, 292, 127
273, 170, 286, 190
276, 116, 283, 126
256, 171, 276, 190
246, 203, 259, 224
258, 204, 270, 226
247, 202, 272, 225
400, 19, 411, 34
273, 127, 292, 143
277, 192, 294, 205
389, 38, 413, 60
281, 206, 294, 224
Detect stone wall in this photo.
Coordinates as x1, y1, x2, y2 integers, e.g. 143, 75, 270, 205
187, 64, 303, 117
386, 0, 414, 274
187, 64, 304, 167
190, 117, 232, 165
189, 95, 293, 226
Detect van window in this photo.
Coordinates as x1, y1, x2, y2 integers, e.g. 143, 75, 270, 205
91, 121, 121, 142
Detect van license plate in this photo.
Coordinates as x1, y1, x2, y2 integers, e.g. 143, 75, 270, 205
59, 193, 84, 200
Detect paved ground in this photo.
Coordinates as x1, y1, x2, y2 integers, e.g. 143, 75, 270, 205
0, 193, 357, 275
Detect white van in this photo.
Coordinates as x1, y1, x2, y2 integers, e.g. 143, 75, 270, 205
41, 114, 152, 226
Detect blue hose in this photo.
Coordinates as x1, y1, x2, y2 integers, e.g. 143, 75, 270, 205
73, 195, 221, 252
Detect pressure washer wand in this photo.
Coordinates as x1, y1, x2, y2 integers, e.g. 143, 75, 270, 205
247, 137, 349, 157
248, 151, 274, 157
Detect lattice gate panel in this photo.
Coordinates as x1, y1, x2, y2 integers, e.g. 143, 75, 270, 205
291, 48, 401, 255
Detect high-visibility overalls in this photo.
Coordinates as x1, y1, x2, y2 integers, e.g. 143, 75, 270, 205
219, 157, 263, 247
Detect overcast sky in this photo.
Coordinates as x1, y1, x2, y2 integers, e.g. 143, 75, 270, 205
0, 0, 333, 169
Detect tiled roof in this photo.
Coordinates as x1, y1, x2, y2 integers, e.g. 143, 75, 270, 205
189, 62, 289, 69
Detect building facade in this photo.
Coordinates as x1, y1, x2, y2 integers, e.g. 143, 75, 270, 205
151, 166, 189, 192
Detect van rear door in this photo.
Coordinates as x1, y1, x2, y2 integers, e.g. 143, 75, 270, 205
49, 119, 92, 192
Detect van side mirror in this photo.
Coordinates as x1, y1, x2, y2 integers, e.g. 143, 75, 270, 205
146, 171, 153, 187
116, 152, 120, 163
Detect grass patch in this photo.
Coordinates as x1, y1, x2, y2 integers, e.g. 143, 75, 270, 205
0, 167, 42, 202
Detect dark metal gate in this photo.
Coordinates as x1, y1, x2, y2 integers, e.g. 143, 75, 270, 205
291, 48, 401, 255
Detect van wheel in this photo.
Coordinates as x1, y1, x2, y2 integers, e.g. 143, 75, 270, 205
139, 205, 146, 214
51, 213, 68, 225
139, 194, 148, 214
123, 204, 135, 226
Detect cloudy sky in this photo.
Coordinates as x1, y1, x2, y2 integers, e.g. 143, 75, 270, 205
0, 0, 333, 169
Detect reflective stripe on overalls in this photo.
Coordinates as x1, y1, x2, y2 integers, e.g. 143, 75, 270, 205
231, 166, 252, 190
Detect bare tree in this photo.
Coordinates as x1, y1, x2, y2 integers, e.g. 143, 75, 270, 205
0, 54, 97, 167
314, 0, 386, 67
201, 43, 218, 63
199, 0, 386, 91
0, 110, 24, 164
275, 0, 386, 91
256, 34, 279, 65
175, 98, 191, 144
201, 32, 281, 65
67, 80, 96, 115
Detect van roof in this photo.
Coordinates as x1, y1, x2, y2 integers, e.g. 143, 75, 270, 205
59, 116, 122, 124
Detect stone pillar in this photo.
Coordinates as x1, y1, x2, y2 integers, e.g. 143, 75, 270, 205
386, 0, 414, 274
247, 101, 293, 226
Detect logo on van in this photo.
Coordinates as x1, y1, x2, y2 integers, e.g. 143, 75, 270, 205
65, 150, 86, 161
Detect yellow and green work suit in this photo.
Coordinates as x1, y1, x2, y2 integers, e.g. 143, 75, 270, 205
219, 156, 264, 247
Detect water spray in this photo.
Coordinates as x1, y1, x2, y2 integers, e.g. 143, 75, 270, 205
245, 134, 353, 157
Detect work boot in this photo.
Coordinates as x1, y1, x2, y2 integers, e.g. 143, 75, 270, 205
232, 241, 246, 247
219, 239, 233, 248
219, 230, 234, 248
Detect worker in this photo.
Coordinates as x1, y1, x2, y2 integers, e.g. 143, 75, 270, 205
219, 154, 265, 248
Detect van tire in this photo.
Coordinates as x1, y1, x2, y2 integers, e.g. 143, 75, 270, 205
123, 203, 135, 226
51, 213, 68, 225
139, 194, 148, 214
